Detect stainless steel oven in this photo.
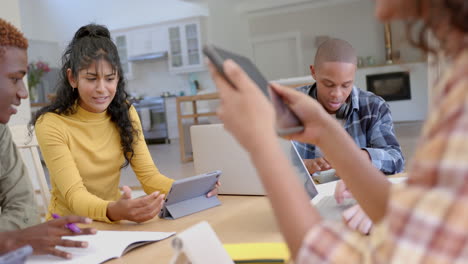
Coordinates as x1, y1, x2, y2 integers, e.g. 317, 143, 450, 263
133, 97, 169, 143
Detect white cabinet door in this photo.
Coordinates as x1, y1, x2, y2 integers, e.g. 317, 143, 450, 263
129, 29, 152, 56
164, 97, 179, 139
130, 26, 168, 57
113, 32, 133, 80
168, 26, 183, 69
151, 26, 169, 53
184, 23, 202, 67
168, 19, 204, 74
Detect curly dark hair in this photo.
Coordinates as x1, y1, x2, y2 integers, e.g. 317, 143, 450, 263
406, 0, 468, 56
30, 24, 138, 168
0, 18, 28, 57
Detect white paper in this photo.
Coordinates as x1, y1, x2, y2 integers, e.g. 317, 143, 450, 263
26, 230, 175, 264
170, 221, 234, 264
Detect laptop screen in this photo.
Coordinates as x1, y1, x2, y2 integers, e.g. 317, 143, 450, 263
282, 140, 319, 199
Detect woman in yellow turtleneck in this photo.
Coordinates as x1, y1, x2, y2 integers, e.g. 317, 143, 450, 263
31, 24, 217, 223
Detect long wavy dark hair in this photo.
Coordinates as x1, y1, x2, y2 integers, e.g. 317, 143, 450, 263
30, 24, 138, 167
406, 0, 468, 56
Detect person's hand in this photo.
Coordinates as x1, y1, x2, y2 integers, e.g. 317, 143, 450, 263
106, 186, 165, 223
304, 158, 331, 174
206, 180, 221, 198
335, 181, 373, 235
208, 60, 277, 152
342, 204, 373, 235
268, 83, 333, 145
334, 180, 354, 204
5, 215, 97, 259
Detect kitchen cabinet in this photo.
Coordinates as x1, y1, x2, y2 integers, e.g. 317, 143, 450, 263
113, 32, 133, 79
164, 96, 179, 140
129, 26, 168, 57
167, 18, 205, 73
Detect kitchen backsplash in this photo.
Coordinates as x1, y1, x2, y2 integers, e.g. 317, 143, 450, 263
126, 59, 216, 98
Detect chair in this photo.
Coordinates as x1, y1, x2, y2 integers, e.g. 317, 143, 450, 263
8, 124, 50, 217
176, 92, 220, 163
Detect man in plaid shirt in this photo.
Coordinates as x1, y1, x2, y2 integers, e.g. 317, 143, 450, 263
293, 39, 404, 176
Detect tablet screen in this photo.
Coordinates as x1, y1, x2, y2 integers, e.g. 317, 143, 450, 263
165, 170, 221, 205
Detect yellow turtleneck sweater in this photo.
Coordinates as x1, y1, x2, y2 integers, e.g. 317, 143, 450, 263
35, 105, 174, 223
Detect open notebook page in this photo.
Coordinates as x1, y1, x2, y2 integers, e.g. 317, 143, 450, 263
26, 230, 175, 264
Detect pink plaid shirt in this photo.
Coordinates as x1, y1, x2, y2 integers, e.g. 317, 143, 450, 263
297, 50, 468, 264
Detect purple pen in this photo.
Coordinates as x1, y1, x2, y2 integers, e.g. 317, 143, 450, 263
52, 213, 82, 233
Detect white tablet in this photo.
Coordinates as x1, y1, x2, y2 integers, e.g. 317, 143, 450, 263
159, 170, 222, 220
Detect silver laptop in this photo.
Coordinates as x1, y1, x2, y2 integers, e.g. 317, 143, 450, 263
191, 124, 356, 220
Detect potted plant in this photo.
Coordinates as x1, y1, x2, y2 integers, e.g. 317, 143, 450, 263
27, 61, 50, 103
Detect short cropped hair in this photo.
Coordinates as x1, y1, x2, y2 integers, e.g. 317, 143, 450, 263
314, 38, 357, 68
0, 18, 28, 57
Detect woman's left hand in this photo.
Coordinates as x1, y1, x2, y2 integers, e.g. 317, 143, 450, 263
206, 180, 221, 197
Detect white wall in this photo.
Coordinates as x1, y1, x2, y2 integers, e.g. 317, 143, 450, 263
1, 0, 31, 126
28, 39, 61, 68
248, 0, 424, 76
19, 0, 209, 44
390, 20, 424, 64
205, 0, 252, 58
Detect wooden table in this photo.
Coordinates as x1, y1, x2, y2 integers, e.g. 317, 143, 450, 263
87, 196, 282, 263
176, 93, 219, 163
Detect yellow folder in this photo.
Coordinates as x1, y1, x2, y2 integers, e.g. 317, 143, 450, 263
223, 243, 290, 264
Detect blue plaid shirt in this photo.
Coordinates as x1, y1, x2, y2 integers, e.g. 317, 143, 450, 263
293, 84, 405, 175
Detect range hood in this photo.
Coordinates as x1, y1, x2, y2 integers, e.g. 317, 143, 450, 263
128, 51, 168, 62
